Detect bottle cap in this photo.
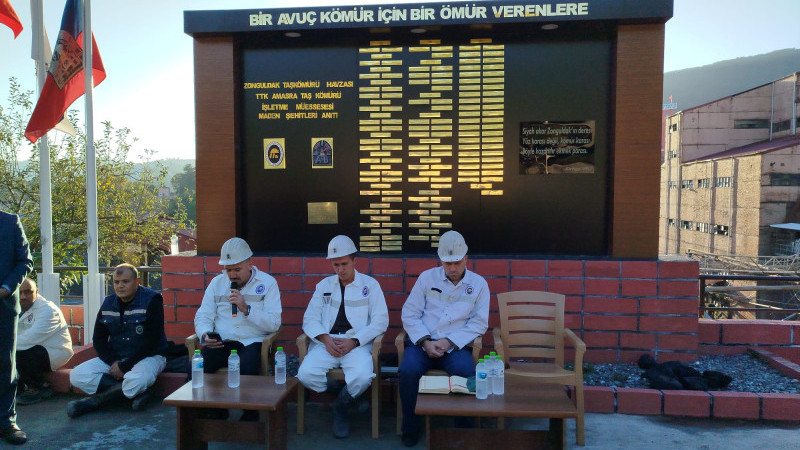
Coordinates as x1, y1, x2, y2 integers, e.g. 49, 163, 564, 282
194, 349, 201, 354
231, 349, 238, 354
490, 351, 496, 356
277, 346, 284, 351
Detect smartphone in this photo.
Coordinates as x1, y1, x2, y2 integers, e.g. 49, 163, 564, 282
206, 332, 221, 341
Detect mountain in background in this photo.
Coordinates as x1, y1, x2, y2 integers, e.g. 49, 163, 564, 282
663, 48, 800, 111
134, 158, 194, 184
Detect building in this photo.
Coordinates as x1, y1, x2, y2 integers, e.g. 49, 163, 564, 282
660, 72, 800, 258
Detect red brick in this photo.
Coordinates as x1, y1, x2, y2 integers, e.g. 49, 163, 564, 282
384, 294, 406, 311
663, 390, 711, 417
698, 320, 720, 344
282, 308, 305, 324
584, 314, 637, 331
711, 391, 759, 420
721, 321, 792, 345
584, 297, 637, 314
510, 278, 546, 291
163, 306, 176, 321
251, 257, 269, 270
303, 275, 326, 289
659, 261, 699, 279
620, 332, 655, 349
760, 393, 800, 421
549, 278, 584, 295
585, 261, 620, 278
617, 388, 662, 415
621, 279, 657, 297
698, 344, 746, 356
271, 256, 303, 274
405, 258, 437, 276
640, 298, 698, 315
510, 260, 546, 277
659, 280, 699, 297
657, 334, 698, 352
161, 256, 205, 274
751, 349, 800, 380
585, 279, 620, 296
354, 258, 370, 274
619, 350, 651, 363
281, 292, 310, 308
484, 277, 507, 294
61, 305, 84, 326
488, 313, 500, 329
583, 331, 619, 348
583, 386, 615, 413
165, 322, 196, 340
176, 306, 197, 322
584, 349, 618, 363
548, 260, 583, 277
67, 346, 96, 367
374, 275, 404, 293
162, 273, 205, 290
565, 296, 583, 313
274, 275, 303, 291
564, 313, 581, 329
175, 290, 204, 306
303, 257, 330, 274
655, 353, 697, 363
622, 261, 658, 279
474, 259, 508, 277
639, 316, 698, 333
68, 327, 82, 346
371, 258, 403, 274
161, 291, 177, 307
405, 276, 419, 290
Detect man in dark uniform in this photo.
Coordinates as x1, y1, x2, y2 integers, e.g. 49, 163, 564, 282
66, 263, 168, 417
0, 210, 33, 445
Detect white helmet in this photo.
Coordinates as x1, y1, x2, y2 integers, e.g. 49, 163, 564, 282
327, 235, 358, 259
437, 230, 468, 262
218, 237, 253, 265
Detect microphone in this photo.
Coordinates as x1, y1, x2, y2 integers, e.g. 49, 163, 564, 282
230, 281, 238, 317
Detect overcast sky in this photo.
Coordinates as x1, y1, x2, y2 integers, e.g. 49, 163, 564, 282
1, 0, 798, 161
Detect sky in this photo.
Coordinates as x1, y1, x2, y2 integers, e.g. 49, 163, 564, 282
1, 0, 799, 162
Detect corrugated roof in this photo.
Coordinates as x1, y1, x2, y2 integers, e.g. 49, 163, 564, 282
683, 133, 800, 163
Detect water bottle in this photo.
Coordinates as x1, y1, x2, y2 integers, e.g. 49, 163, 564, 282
488, 351, 498, 394
493, 355, 504, 395
228, 349, 240, 388
191, 349, 204, 388
476, 358, 488, 399
274, 346, 286, 384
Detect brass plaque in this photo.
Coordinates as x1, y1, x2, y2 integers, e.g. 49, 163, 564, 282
308, 202, 338, 224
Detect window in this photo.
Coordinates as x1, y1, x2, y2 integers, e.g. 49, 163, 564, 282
667, 150, 678, 159
713, 224, 729, 236
667, 181, 677, 189
681, 180, 694, 189
714, 177, 731, 188
681, 220, 693, 230
667, 218, 676, 228
734, 119, 769, 129
671, 123, 678, 132
770, 173, 800, 186
695, 222, 709, 233
772, 120, 791, 133
697, 178, 711, 188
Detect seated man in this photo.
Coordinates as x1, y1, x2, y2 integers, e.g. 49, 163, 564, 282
398, 230, 490, 447
296, 235, 388, 438
16, 278, 73, 405
194, 237, 281, 376
67, 263, 168, 417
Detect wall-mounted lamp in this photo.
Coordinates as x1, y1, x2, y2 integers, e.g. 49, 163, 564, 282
285, 31, 301, 38
541, 24, 558, 30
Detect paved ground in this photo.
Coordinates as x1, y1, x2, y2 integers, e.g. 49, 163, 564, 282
6, 392, 800, 449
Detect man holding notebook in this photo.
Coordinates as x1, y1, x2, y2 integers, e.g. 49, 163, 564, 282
398, 230, 490, 447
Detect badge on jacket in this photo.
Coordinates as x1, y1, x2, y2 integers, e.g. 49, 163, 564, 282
323, 293, 332, 305
465, 285, 474, 295
362, 286, 369, 297
256, 284, 265, 294
136, 325, 144, 335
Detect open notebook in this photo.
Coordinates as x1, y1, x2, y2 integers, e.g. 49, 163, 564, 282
418, 375, 475, 395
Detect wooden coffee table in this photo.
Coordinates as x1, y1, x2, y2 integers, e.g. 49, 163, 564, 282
163, 373, 297, 449
414, 377, 578, 450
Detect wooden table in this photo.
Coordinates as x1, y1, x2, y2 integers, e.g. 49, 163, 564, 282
163, 373, 297, 449
415, 378, 577, 450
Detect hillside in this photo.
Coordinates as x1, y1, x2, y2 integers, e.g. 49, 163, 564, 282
663, 48, 800, 111
134, 158, 194, 183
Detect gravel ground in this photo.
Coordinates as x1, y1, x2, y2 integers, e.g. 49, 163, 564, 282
580, 353, 800, 393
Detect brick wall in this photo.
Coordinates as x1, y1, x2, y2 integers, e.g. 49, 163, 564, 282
154, 255, 702, 363
698, 318, 800, 358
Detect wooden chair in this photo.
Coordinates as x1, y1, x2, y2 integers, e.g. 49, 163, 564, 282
295, 332, 385, 439
394, 330, 483, 435
493, 291, 586, 446
185, 326, 282, 376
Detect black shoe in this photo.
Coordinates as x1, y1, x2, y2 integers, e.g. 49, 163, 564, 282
332, 388, 355, 438
401, 431, 419, 447
131, 389, 154, 411
66, 396, 100, 418
17, 386, 53, 405
0, 424, 27, 445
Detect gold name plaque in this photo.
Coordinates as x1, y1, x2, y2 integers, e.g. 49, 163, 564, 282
308, 202, 338, 225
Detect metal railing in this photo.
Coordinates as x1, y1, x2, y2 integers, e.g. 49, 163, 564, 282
34, 265, 162, 305
699, 274, 800, 320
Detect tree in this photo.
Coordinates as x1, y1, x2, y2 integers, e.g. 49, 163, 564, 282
168, 163, 196, 225
0, 77, 189, 287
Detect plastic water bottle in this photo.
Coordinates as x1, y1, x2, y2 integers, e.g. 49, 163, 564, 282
191, 349, 204, 388
488, 351, 498, 394
476, 358, 488, 399
492, 355, 504, 395
228, 349, 240, 388
274, 347, 286, 384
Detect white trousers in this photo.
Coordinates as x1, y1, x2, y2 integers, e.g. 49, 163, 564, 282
69, 355, 167, 399
296, 342, 374, 397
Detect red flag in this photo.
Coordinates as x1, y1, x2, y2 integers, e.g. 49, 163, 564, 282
25, 0, 105, 143
0, 0, 22, 38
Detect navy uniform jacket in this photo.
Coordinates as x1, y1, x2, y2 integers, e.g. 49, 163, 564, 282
0, 211, 33, 311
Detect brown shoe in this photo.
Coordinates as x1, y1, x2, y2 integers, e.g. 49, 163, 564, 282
0, 424, 27, 445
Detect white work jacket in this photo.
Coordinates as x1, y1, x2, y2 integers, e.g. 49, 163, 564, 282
303, 270, 388, 349
401, 266, 490, 350
17, 295, 74, 370
194, 266, 281, 346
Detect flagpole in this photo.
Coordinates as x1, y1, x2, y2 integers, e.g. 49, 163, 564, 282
82, 0, 103, 344
30, 0, 60, 308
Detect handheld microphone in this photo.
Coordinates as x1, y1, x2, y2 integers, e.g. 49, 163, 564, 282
230, 281, 238, 317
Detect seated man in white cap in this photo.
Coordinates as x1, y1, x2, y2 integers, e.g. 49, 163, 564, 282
398, 230, 490, 447
194, 237, 281, 381
296, 235, 388, 438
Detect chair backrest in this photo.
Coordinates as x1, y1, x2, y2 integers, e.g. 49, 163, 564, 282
497, 290, 566, 367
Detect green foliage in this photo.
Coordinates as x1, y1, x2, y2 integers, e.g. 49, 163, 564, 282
0, 77, 192, 289
167, 163, 196, 225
